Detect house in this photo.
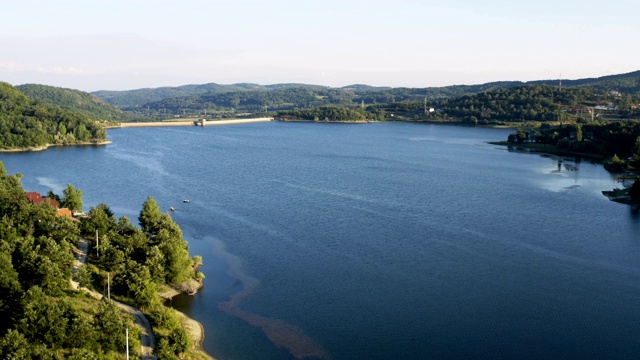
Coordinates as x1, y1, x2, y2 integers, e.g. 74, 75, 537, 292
26, 191, 59, 208
56, 207, 79, 222
26, 191, 77, 221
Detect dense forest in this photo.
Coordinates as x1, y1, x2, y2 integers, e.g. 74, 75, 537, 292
0, 163, 204, 358
9, 69, 638, 124
84, 70, 640, 122
17, 84, 147, 122
0, 82, 107, 149
277, 106, 371, 121
529, 70, 640, 93
442, 84, 640, 124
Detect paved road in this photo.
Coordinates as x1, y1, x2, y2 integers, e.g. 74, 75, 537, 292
72, 238, 156, 359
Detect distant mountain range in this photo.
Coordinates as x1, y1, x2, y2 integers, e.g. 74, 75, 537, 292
9, 70, 640, 122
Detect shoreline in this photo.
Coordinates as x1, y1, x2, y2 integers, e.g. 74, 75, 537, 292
175, 309, 215, 359
117, 117, 272, 128
158, 281, 215, 359
488, 141, 607, 161
0, 140, 112, 153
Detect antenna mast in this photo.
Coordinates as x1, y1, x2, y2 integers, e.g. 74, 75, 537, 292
559, 73, 562, 90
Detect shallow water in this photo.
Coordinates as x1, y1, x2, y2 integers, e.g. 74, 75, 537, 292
4, 122, 640, 359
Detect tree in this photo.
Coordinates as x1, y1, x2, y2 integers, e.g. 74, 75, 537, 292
94, 300, 128, 352
73, 265, 92, 288
139, 196, 163, 234
0, 252, 22, 333
80, 203, 117, 238
516, 129, 528, 143
46, 189, 61, 203
576, 124, 583, 142
61, 183, 83, 212
0, 329, 30, 359
156, 230, 193, 285
18, 286, 73, 347
145, 245, 166, 283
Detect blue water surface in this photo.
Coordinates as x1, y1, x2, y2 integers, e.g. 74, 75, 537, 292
3, 122, 640, 360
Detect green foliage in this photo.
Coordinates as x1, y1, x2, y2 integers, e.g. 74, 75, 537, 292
0, 329, 30, 359
80, 203, 117, 239
157, 227, 193, 284
17, 83, 146, 122
18, 286, 72, 346
139, 196, 163, 234
0, 82, 107, 149
94, 300, 129, 352
278, 106, 369, 121
61, 183, 83, 211
604, 154, 627, 173
150, 306, 190, 358
437, 85, 591, 123
73, 265, 92, 288
14, 236, 73, 296
146, 246, 166, 283
505, 121, 640, 172
0, 163, 199, 358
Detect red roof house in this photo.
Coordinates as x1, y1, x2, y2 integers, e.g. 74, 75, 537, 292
25, 192, 60, 208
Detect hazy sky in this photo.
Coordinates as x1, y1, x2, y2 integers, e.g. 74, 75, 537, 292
1, 0, 638, 91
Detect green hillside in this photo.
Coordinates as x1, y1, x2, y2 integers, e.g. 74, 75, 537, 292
110, 80, 525, 119
529, 70, 640, 93
17, 84, 145, 122
0, 82, 106, 149
93, 82, 263, 108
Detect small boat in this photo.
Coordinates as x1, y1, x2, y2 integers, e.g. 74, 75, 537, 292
183, 199, 190, 203
170, 206, 175, 211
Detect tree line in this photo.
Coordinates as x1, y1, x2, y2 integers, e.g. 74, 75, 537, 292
17, 84, 147, 122
0, 82, 107, 149
0, 162, 201, 358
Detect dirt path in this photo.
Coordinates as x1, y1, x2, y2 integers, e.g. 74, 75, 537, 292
71, 238, 156, 359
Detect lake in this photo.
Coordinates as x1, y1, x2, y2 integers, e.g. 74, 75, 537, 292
3, 122, 640, 359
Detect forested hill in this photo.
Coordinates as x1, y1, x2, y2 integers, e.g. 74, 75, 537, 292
529, 70, 640, 93
92, 82, 264, 108
100, 81, 526, 119
0, 82, 106, 149
90, 71, 640, 114
16, 84, 146, 122
435, 83, 640, 125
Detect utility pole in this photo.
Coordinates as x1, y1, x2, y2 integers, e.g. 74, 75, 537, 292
126, 328, 129, 360
96, 230, 99, 257
107, 273, 110, 300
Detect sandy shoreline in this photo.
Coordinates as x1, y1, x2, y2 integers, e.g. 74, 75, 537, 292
117, 117, 272, 128
176, 310, 216, 359
0, 140, 112, 153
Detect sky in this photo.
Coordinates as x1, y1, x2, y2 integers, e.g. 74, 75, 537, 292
1, 0, 639, 92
